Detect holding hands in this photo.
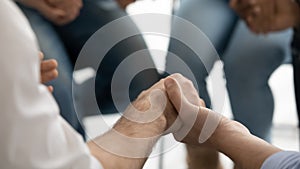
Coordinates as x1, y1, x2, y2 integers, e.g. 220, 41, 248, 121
117, 73, 226, 146
87, 73, 279, 169
230, 0, 300, 34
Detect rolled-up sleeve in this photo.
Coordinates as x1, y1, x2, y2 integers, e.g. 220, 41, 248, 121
0, 0, 102, 169
261, 151, 300, 169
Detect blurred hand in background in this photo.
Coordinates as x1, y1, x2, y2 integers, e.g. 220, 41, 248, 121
230, 0, 300, 34
39, 52, 58, 92
19, 0, 82, 25
116, 0, 136, 9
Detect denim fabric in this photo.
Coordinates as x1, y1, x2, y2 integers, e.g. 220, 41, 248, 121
18, 5, 86, 137
166, 0, 292, 141
17, 0, 160, 133
51, 0, 160, 114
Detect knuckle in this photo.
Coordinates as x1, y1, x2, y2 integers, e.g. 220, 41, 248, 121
172, 73, 183, 78
184, 79, 194, 88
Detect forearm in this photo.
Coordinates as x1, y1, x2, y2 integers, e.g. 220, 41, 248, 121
210, 118, 281, 169
87, 116, 166, 169
87, 138, 148, 169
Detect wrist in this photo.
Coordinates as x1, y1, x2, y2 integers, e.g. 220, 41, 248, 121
208, 118, 250, 151
117, 93, 169, 138
114, 115, 167, 138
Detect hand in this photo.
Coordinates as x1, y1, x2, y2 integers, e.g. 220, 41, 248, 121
266, 0, 300, 32
164, 74, 219, 145
45, 0, 82, 25
231, 0, 300, 33
116, 0, 136, 9
164, 74, 282, 169
114, 78, 178, 138
39, 52, 58, 92
230, 0, 275, 34
88, 78, 178, 169
19, 0, 82, 25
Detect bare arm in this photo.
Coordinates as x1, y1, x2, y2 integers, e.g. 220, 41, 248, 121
87, 79, 176, 169
164, 74, 281, 169
210, 118, 281, 169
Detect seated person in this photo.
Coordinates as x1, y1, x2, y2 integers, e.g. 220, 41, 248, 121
16, 0, 160, 137
1, 1, 299, 168
231, 0, 300, 132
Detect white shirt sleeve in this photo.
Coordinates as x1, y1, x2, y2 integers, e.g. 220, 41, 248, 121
0, 1, 102, 169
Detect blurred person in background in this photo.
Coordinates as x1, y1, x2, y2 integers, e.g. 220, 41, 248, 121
3, 1, 300, 168
231, 0, 300, 135
16, 0, 161, 138
166, 0, 292, 168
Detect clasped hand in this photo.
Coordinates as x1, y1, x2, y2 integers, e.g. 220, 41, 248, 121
125, 73, 223, 146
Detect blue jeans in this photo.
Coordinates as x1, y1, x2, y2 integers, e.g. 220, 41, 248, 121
166, 0, 292, 141
18, 0, 160, 136
18, 5, 86, 136
50, 0, 159, 114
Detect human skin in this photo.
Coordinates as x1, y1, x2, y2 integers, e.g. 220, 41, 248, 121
87, 78, 178, 169
164, 74, 282, 169
40, 52, 58, 84
230, 0, 300, 33
17, 0, 82, 25
86, 73, 281, 169
19, 0, 136, 24
230, 0, 275, 33
39, 52, 58, 92
116, 0, 136, 9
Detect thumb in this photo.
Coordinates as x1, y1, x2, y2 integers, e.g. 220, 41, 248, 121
164, 77, 183, 112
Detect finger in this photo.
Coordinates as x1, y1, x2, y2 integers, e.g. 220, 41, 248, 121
74, 0, 83, 9
238, 6, 261, 21
116, 0, 134, 9
247, 17, 268, 34
199, 99, 206, 107
239, 0, 257, 9
47, 86, 54, 93
164, 77, 183, 112
230, 0, 260, 20
41, 69, 58, 84
169, 74, 200, 106
46, 0, 62, 5
230, 0, 257, 11
38, 2, 67, 24
41, 59, 58, 72
259, 0, 275, 34
268, 17, 292, 32
52, 6, 80, 26
39, 2, 66, 17
39, 52, 44, 60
